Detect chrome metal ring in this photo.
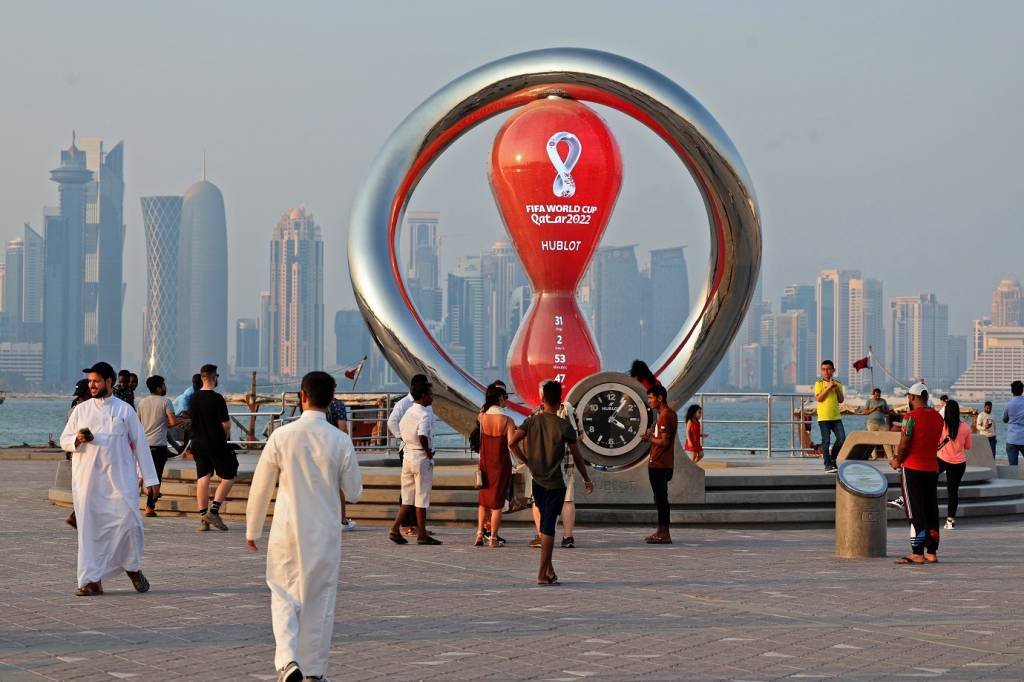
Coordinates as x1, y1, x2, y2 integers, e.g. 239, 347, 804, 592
348, 47, 762, 435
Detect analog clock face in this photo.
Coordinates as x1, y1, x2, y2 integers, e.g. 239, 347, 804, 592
577, 383, 647, 457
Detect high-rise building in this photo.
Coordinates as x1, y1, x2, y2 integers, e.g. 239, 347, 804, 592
268, 207, 324, 380
952, 326, 1024, 399
991, 276, 1024, 327
445, 256, 486, 379
235, 318, 260, 371
178, 170, 228, 377
259, 291, 271, 372
780, 284, 816, 383
140, 196, 183, 378
848, 278, 884, 391
481, 241, 527, 370
2, 238, 24, 338
405, 211, 443, 322
887, 294, 950, 386
335, 309, 372, 369
591, 245, 642, 372
44, 136, 92, 386
972, 318, 991, 362
764, 310, 809, 387
77, 138, 125, 367
20, 224, 43, 341
816, 269, 860, 378
647, 246, 689, 360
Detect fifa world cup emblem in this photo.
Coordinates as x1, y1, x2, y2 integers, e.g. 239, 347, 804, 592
489, 98, 622, 404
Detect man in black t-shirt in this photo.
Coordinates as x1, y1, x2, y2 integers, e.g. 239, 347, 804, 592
190, 364, 237, 532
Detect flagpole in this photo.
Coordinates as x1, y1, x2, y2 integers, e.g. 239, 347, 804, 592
868, 346, 875, 392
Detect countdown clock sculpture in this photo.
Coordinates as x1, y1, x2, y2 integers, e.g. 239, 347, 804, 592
348, 48, 762, 450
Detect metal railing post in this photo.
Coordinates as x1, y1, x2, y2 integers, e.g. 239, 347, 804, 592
766, 394, 773, 458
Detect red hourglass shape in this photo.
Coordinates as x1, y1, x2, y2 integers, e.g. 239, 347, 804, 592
489, 98, 623, 404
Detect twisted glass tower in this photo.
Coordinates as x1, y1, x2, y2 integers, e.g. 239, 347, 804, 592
140, 196, 183, 378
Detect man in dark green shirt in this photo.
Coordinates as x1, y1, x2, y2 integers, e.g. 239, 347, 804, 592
510, 381, 592, 585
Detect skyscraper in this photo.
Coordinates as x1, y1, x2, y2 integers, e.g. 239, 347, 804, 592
405, 211, 443, 322
77, 138, 125, 367
335, 309, 372, 368
178, 169, 228, 376
991, 276, 1024, 327
2, 238, 24, 338
21, 224, 44, 341
780, 284, 816, 383
259, 291, 271, 372
591, 245, 642, 372
481, 241, 527, 370
816, 269, 860, 379
647, 246, 690, 360
235, 318, 260, 371
767, 310, 810, 387
140, 196, 183, 378
888, 294, 950, 386
268, 207, 324, 380
848, 278, 884, 390
44, 136, 92, 386
445, 256, 486, 379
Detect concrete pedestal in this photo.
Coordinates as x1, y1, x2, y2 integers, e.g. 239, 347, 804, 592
835, 481, 887, 558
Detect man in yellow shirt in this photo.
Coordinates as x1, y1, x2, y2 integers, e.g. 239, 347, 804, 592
814, 360, 845, 473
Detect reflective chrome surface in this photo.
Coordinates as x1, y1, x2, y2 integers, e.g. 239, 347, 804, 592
348, 48, 762, 435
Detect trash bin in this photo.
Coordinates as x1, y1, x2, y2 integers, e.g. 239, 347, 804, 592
835, 461, 888, 558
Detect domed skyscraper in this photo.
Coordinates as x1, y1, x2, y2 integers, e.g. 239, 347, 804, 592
177, 163, 228, 378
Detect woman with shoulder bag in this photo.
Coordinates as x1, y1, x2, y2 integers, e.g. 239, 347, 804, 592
474, 384, 516, 547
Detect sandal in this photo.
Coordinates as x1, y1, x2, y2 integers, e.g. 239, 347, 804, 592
645, 536, 672, 544
537, 573, 560, 585
417, 535, 443, 545
474, 532, 485, 547
924, 554, 939, 564
388, 531, 408, 545
895, 555, 925, 565
74, 581, 103, 596
488, 536, 501, 548
126, 570, 150, 593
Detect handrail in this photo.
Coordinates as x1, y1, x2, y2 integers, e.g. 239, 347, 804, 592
695, 392, 816, 459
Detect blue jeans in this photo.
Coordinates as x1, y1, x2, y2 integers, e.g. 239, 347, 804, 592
988, 436, 997, 458
818, 419, 846, 468
1007, 443, 1024, 466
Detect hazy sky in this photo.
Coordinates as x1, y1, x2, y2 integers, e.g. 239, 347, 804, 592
2, 1, 1022, 368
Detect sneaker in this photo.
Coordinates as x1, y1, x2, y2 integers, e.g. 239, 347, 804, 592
529, 536, 542, 548
887, 496, 905, 510
342, 519, 357, 530
561, 536, 575, 548
197, 518, 210, 532
279, 661, 303, 682
205, 510, 229, 531
825, 466, 838, 473
944, 518, 955, 530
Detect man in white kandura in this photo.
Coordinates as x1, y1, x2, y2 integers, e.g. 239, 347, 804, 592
246, 371, 363, 682
60, 361, 159, 597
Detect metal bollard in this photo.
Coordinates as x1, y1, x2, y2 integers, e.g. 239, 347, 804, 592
835, 461, 888, 558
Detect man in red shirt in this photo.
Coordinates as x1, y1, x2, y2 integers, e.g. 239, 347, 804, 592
641, 384, 677, 544
891, 383, 944, 565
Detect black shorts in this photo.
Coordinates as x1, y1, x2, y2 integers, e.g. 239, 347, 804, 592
192, 444, 238, 480
533, 483, 566, 537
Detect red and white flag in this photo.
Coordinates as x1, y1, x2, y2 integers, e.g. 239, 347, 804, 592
852, 355, 871, 373
343, 356, 366, 388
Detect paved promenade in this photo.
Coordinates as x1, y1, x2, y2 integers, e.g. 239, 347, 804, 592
2, 460, 1024, 681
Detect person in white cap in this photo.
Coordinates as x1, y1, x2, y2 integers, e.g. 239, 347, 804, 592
891, 382, 945, 565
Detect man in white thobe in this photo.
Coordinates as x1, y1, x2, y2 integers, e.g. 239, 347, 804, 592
246, 371, 363, 682
60, 362, 159, 596
386, 373, 428, 533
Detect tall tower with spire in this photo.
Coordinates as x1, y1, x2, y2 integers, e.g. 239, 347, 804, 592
43, 134, 93, 385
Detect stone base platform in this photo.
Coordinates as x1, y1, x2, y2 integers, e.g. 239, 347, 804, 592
47, 449, 1024, 525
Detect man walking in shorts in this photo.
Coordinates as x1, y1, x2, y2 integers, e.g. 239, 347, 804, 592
136, 375, 177, 517
388, 382, 442, 545
509, 381, 593, 585
190, 364, 237, 531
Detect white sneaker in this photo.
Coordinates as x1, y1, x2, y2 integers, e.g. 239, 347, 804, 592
342, 519, 357, 530
887, 496, 905, 509
944, 518, 955, 530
